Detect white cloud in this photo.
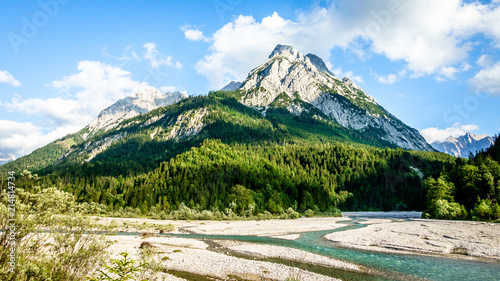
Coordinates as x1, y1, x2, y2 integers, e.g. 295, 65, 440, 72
159, 85, 177, 93
375, 70, 407, 85
103, 45, 140, 61
477, 54, 493, 68
437, 66, 460, 81
181, 26, 210, 42
1, 61, 149, 157
143, 42, 182, 69
332, 67, 363, 84
377, 73, 398, 85
420, 123, 479, 143
194, 0, 500, 89
469, 60, 500, 95
0, 70, 21, 86
0, 120, 81, 157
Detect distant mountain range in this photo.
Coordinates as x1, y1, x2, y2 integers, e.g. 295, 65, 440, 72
431, 132, 495, 158
0, 153, 15, 166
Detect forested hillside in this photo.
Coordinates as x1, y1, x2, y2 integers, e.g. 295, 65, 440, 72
3, 91, 456, 216
423, 135, 500, 221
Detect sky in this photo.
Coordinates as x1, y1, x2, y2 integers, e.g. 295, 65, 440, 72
1, 0, 500, 160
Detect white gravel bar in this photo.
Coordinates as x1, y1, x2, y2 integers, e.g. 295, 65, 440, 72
325, 219, 500, 261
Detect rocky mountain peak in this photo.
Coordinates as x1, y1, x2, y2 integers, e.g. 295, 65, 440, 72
342, 77, 362, 91
220, 81, 243, 91
431, 132, 494, 158
462, 132, 488, 142
444, 135, 458, 143
305, 53, 334, 76
240, 44, 432, 151
268, 44, 304, 61
85, 87, 187, 139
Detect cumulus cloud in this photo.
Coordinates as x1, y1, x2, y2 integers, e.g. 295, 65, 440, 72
181, 25, 210, 42
469, 60, 500, 95
103, 45, 140, 61
375, 70, 407, 85
159, 85, 177, 93
332, 67, 363, 84
420, 123, 480, 143
0, 120, 82, 157
376, 73, 398, 85
143, 42, 182, 69
193, 0, 500, 89
0, 70, 21, 86
1, 61, 149, 157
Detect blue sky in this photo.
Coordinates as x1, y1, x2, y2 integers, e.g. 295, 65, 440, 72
1, 0, 500, 159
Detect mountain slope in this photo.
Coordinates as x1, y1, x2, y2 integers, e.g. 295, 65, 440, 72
3, 45, 458, 214
84, 87, 187, 139
220, 81, 243, 91
0, 87, 186, 173
41, 91, 404, 177
4, 44, 434, 177
431, 132, 495, 158
240, 44, 432, 151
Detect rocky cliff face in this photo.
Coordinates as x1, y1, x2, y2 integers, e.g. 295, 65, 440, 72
220, 81, 243, 91
84, 87, 187, 140
240, 44, 432, 151
431, 132, 495, 158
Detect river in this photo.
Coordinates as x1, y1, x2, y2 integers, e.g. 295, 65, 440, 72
154, 215, 500, 280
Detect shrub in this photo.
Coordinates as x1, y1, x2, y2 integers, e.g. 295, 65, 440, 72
304, 209, 314, 217
86, 252, 145, 281
430, 199, 466, 220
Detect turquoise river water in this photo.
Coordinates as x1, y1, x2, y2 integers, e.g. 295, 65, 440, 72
153, 217, 500, 281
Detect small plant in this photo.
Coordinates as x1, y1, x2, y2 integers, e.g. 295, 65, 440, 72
87, 252, 146, 281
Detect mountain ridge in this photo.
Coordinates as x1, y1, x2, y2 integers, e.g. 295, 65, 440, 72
240, 44, 431, 151
2, 44, 434, 174
431, 132, 495, 158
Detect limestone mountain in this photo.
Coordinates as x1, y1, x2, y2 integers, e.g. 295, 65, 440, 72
84, 87, 187, 140
2, 45, 458, 214
2, 44, 435, 175
240, 44, 432, 151
431, 132, 495, 158
220, 81, 243, 91
0, 87, 186, 172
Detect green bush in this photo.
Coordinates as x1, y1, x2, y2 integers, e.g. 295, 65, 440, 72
472, 200, 493, 220
87, 252, 145, 281
0, 187, 108, 281
430, 199, 466, 220
304, 209, 315, 217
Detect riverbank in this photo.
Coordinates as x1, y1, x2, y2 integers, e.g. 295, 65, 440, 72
105, 235, 348, 280
93, 213, 500, 280
326, 215, 500, 262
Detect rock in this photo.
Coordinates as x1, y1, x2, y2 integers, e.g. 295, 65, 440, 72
85, 87, 187, 139
220, 81, 243, 91
431, 132, 495, 158
240, 44, 433, 151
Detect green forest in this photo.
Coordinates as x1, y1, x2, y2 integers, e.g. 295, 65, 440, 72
1, 91, 498, 221
423, 135, 500, 221
10, 139, 454, 218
